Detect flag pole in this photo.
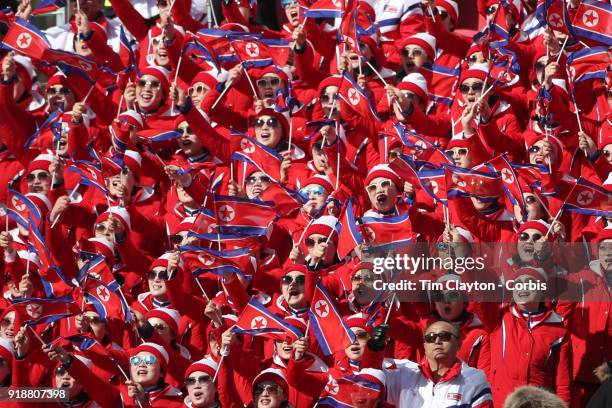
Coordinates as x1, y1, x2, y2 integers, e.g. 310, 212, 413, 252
28, 324, 46, 345
211, 81, 233, 110
241, 64, 258, 98
383, 292, 397, 325
50, 183, 80, 229
170, 53, 184, 115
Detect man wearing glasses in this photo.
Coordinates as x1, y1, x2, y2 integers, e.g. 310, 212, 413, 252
383, 320, 493, 407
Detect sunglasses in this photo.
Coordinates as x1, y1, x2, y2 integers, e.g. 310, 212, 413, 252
188, 85, 208, 96
528, 145, 542, 154
351, 274, 375, 283
281, 274, 305, 285
467, 55, 479, 64
432, 290, 462, 302
246, 175, 272, 185
136, 79, 161, 89
525, 195, 538, 204
438, 9, 448, 19
94, 223, 109, 233
256, 77, 281, 88
152, 323, 169, 332
147, 270, 169, 281
26, 172, 50, 182
253, 384, 281, 396
130, 355, 158, 366
519, 232, 543, 242
177, 126, 194, 135
47, 87, 71, 96
424, 331, 457, 343
400, 91, 415, 101
485, 5, 498, 15
300, 186, 326, 197
55, 367, 69, 376
185, 375, 212, 386
83, 314, 101, 324
366, 180, 392, 193
445, 148, 468, 157
459, 82, 484, 94
602, 149, 611, 158
401, 48, 424, 58
319, 93, 337, 104
1, 318, 13, 327
254, 118, 280, 128
305, 237, 327, 247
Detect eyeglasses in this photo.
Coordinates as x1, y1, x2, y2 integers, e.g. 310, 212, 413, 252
253, 383, 281, 396
136, 79, 161, 89
432, 290, 462, 302
401, 48, 424, 58
438, 9, 448, 19
254, 118, 280, 129
602, 150, 611, 158
459, 82, 484, 94
305, 237, 327, 247
121, 167, 131, 176
26, 172, 50, 182
366, 180, 392, 193
400, 91, 415, 101
485, 5, 498, 15
351, 274, 375, 283
353, 330, 369, 340
528, 145, 542, 154
319, 93, 337, 104
188, 85, 208, 96
424, 331, 457, 343
300, 186, 326, 197
185, 375, 212, 386
518, 232, 543, 242
147, 270, 169, 281
525, 195, 538, 204
1, 318, 13, 328
535, 62, 546, 71
47, 86, 71, 96
280, 274, 305, 285
94, 223, 109, 233
256, 77, 281, 88
83, 314, 101, 324
445, 148, 469, 157
130, 355, 158, 366
246, 175, 272, 185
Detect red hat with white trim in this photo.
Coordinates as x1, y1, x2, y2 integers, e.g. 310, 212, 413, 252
435, 0, 459, 24
96, 206, 131, 231
365, 163, 402, 191
459, 62, 489, 84
146, 307, 181, 334
397, 73, 428, 102
253, 368, 289, 396
26, 153, 54, 175
46, 72, 69, 89
517, 220, 551, 239
302, 174, 334, 194
524, 131, 564, 166
13, 55, 35, 92
256, 65, 289, 84
395, 33, 437, 60
82, 237, 115, 263
19, 193, 52, 221
140, 65, 170, 92
169, 216, 196, 235
149, 252, 184, 272
357, 367, 386, 393
191, 71, 218, 89
508, 266, 548, 282
595, 227, 612, 244
304, 215, 340, 245
317, 75, 343, 95
344, 312, 370, 333
132, 342, 170, 369
184, 357, 219, 380
118, 110, 145, 132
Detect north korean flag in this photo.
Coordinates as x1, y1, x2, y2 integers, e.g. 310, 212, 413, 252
2, 17, 50, 60
338, 71, 381, 123
487, 154, 527, 217
562, 177, 612, 217
418, 167, 448, 205
231, 132, 283, 182
180, 245, 254, 276
309, 281, 356, 356
214, 195, 277, 229
303, 0, 346, 18
260, 182, 306, 216
233, 298, 303, 341
189, 231, 265, 251
360, 213, 418, 251
77, 276, 132, 323
443, 164, 502, 202
75, 254, 118, 291
11, 296, 80, 326
566, 46, 610, 84
31, 0, 66, 15
420, 62, 461, 108
230, 37, 290, 68
338, 200, 364, 259
571, 0, 612, 46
